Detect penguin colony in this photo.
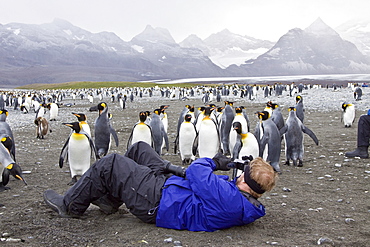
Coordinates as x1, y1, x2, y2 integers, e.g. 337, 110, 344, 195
1, 81, 363, 201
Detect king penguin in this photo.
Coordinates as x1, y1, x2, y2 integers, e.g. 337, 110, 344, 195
89, 102, 119, 157
46, 102, 59, 121
231, 122, 259, 160
59, 122, 99, 185
0, 110, 15, 160
160, 105, 169, 150
0, 136, 27, 193
254, 111, 282, 173
266, 101, 285, 131
295, 95, 304, 123
193, 106, 221, 158
72, 112, 91, 136
230, 121, 259, 178
127, 111, 153, 149
175, 114, 197, 165
176, 104, 192, 138
341, 102, 355, 128
280, 107, 319, 167
150, 109, 169, 155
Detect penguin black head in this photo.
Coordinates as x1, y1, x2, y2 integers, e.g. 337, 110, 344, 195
203, 107, 214, 117
288, 107, 296, 112
216, 107, 224, 113
153, 109, 161, 115
72, 112, 87, 122
235, 107, 243, 114
5, 163, 27, 186
89, 102, 107, 113
232, 121, 242, 134
160, 105, 169, 110
1, 135, 13, 152
0, 109, 9, 117
296, 95, 302, 103
256, 111, 270, 121
342, 102, 351, 110
207, 104, 216, 108
184, 114, 192, 122
271, 103, 279, 109
62, 122, 82, 133
266, 101, 273, 108
139, 111, 147, 122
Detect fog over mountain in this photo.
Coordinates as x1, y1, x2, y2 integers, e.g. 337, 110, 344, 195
335, 18, 370, 57
0, 18, 369, 86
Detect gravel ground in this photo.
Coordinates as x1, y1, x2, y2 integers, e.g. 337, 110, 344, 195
0, 83, 369, 246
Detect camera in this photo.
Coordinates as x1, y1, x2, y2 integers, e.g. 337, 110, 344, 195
231, 155, 253, 179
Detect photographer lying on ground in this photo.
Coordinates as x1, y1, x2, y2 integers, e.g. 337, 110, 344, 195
43, 141, 278, 232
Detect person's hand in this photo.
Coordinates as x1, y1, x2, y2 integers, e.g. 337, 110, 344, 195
212, 153, 232, 171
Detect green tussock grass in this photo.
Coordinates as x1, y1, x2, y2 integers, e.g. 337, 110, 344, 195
17, 81, 207, 90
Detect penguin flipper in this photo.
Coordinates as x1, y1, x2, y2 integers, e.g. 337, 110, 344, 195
2, 168, 10, 186
127, 129, 134, 150
162, 127, 169, 151
302, 126, 319, 145
59, 137, 70, 168
259, 135, 269, 157
174, 134, 179, 154
232, 138, 242, 160
86, 134, 100, 160
279, 125, 288, 136
192, 133, 199, 156
110, 127, 119, 147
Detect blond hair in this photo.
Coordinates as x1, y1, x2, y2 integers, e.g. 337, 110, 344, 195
248, 157, 278, 198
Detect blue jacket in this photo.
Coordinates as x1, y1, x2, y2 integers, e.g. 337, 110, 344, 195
156, 157, 266, 232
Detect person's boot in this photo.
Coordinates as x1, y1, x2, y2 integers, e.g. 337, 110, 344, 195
345, 146, 369, 158
92, 196, 119, 215
43, 189, 80, 218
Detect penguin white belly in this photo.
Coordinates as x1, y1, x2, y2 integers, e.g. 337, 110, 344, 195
179, 123, 196, 160
68, 134, 91, 177
343, 106, 355, 127
161, 116, 168, 149
81, 123, 91, 137
49, 105, 58, 120
228, 129, 237, 154
198, 120, 219, 158
239, 133, 259, 160
132, 124, 152, 146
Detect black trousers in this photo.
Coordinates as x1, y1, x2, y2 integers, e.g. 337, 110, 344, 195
357, 115, 370, 147
64, 141, 168, 223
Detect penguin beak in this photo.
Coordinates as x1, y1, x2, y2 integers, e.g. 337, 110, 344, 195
89, 105, 98, 112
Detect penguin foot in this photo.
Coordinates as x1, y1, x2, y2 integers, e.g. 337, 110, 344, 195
284, 160, 290, 166
297, 160, 303, 167
0, 184, 11, 192
67, 176, 78, 186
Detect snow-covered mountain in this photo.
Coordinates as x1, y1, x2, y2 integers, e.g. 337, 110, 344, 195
180, 29, 274, 69
0, 20, 225, 85
0, 18, 368, 86
227, 18, 370, 76
336, 18, 370, 57
129, 25, 224, 78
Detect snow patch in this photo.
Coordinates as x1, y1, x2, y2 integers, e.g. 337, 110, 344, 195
131, 45, 144, 53
63, 29, 72, 36
209, 47, 268, 68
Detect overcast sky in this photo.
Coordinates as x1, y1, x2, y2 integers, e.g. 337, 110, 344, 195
0, 0, 369, 42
